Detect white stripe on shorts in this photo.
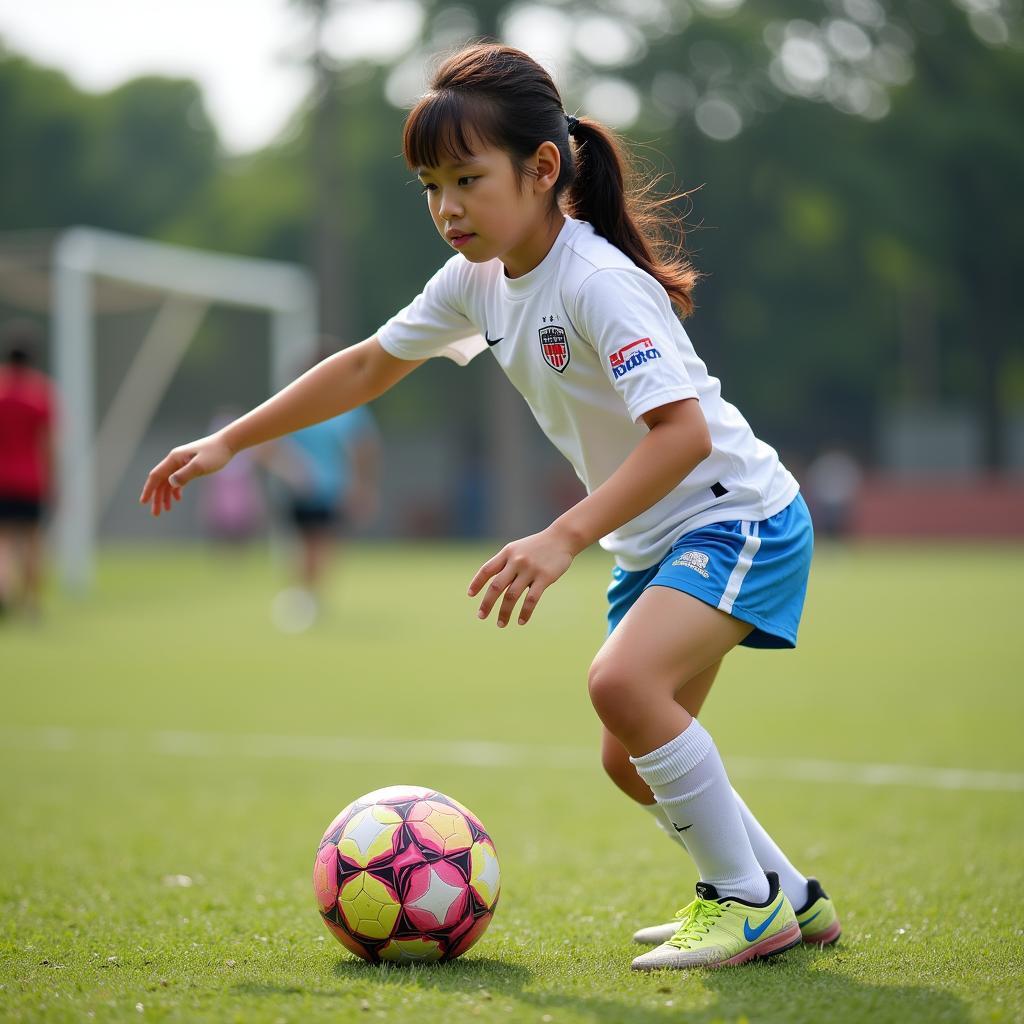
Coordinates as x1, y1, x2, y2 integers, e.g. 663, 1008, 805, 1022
718, 520, 761, 615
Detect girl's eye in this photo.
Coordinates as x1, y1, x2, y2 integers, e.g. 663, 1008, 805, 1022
458, 176, 476, 187
419, 183, 436, 195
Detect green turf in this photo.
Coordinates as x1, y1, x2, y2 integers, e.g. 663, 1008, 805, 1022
1, 543, 1022, 1023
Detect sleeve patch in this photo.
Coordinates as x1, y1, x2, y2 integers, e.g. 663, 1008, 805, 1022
609, 337, 662, 378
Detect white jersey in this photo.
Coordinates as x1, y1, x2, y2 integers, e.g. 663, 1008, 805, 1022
377, 216, 798, 571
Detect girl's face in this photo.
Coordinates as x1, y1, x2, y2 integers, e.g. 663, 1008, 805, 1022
416, 141, 561, 277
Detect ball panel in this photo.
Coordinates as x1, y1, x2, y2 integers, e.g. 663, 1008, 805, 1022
320, 800, 359, 844
359, 785, 435, 805
312, 842, 340, 913
402, 861, 470, 932
405, 800, 473, 855
447, 910, 493, 960
438, 793, 487, 834
338, 871, 401, 940
378, 937, 443, 964
322, 916, 374, 962
469, 838, 501, 910
338, 805, 403, 868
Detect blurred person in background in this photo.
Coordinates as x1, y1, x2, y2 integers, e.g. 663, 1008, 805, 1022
0, 320, 56, 620
805, 448, 863, 539
261, 404, 380, 632
200, 407, 267, 546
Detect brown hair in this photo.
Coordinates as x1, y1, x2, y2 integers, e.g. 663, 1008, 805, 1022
403, 44, 699, 316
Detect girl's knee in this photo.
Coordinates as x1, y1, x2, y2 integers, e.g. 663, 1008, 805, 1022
588, 656, 642, 730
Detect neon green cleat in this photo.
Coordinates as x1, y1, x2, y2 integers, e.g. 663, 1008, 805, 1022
794, 877, 841, 946
630, 872, 801, 971
633, 875, 841, 947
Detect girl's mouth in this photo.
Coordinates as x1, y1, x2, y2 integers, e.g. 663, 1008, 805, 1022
449, 233, 476, 248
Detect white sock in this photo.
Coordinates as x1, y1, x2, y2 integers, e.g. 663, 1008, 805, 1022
642, 787, 810, 911
641, 801, 688, 851
630, 720, 769, 904
731, 788, 809, 912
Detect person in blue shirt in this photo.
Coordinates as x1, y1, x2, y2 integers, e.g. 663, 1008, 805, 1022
264, 406, 379, 629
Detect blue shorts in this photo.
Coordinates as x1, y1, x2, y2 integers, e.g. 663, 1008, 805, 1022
606, 494, 814, 649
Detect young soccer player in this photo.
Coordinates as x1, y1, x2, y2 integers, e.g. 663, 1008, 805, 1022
0, 321, 56, 621
141, 44, 840, 970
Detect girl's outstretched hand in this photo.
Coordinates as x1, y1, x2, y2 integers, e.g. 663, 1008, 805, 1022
139, 433, 234, 517
468, 527, 575, 627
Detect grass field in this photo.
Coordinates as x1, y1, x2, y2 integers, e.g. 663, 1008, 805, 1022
1, 542, 1022, 1023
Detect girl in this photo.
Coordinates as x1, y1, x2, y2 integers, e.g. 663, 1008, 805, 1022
141, 44, 840, 970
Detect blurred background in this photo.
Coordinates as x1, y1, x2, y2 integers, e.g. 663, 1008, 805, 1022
1, 0, 1022, 595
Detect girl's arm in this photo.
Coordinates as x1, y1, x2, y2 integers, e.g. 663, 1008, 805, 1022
140, 337, 422, 517
469, 398, 711, 626
551, 398, 711, 553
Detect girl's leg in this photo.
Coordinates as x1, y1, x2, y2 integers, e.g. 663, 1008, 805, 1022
600, 656, 810, 910
0, 524, 15, 608
299, 528, 332, 593
19, 523, 44, 616
600, 659, 721, 804
589, 585, 768, 902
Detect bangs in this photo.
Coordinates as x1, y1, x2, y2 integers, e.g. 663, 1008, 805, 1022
403, 90, 500, 170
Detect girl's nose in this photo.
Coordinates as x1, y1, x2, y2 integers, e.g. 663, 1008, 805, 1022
439, 190, 462, 219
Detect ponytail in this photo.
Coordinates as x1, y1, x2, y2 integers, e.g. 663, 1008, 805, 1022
565, 119, 699, 317
404, 44, 699, 316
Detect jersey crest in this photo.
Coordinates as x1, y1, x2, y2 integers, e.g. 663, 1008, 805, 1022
539, 325, 570, 373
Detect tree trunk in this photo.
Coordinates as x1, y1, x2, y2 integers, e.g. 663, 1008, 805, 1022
310, 8, 352, 349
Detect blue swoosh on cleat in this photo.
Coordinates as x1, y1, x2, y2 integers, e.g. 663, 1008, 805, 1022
743, 899, 785, 942
798, 909, 822, 927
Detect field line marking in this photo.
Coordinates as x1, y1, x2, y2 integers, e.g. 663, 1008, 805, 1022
1, 727, 1023, 792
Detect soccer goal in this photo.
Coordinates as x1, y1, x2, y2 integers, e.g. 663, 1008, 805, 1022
51, 227, 317, 592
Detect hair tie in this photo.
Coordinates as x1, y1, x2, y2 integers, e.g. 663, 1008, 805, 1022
565, 113, 580, 137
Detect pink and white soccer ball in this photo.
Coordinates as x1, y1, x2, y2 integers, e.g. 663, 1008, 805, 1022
313, 785, 501, 964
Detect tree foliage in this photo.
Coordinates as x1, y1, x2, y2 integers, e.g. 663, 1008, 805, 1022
0, 1, 1021, 465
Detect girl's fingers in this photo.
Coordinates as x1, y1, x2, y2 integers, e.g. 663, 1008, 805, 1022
468, 553, 506, 597
141, 454, 180, 504
517, 583, 547, 625
168, 454, 202, 489
141, 450, 190, 514
496, 579, 529, 628
477, 567, 517, 619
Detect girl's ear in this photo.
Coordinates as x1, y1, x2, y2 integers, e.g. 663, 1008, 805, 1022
532, 141, 562, 194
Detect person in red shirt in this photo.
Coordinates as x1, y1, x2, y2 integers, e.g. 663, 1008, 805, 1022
0, 320, 56, 618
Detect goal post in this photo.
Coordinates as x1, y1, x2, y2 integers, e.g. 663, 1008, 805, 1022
51, 227, 317, 593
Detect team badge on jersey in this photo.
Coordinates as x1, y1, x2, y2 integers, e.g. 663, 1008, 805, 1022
609, 337, 662, 378
539, 326, 570, 373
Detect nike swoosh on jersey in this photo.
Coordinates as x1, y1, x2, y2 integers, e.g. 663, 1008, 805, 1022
743, 899, 784, 942
673, 823, 693, 832
485, 331, 504, 346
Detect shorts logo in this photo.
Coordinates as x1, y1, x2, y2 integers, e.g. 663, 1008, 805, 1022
609, 337, 661, 378
672, 550, 710, 578
539, 325, 570, 373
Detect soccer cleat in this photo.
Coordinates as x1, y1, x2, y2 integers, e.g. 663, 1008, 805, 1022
794, 877, 841, 946
630, 871, 801, 971
633, 875, 841, 947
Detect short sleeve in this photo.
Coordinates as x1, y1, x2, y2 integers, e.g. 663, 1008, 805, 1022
377, 256, 488, 366
573, 268, 698, 422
